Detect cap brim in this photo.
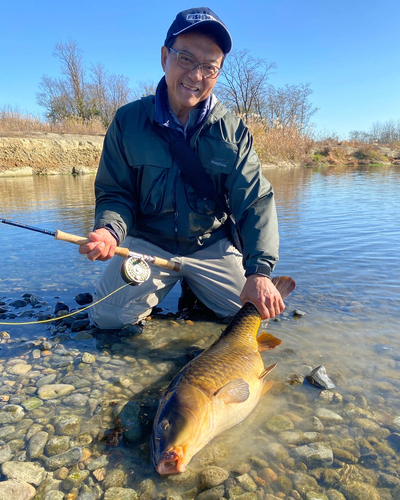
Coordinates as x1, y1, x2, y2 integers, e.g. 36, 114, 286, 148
172, 20, 232, 54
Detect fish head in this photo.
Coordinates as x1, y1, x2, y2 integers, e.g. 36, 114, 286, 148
151, 385, 211, 474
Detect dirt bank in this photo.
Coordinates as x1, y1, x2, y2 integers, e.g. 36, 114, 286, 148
0, 131, 104, 176
1, 131, 399, 177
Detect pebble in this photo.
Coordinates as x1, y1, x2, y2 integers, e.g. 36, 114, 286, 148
0, 293, 400, 500
0, 480, 36, 500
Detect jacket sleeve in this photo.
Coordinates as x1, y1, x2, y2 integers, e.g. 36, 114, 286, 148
94, 112, 137, 244
225, 126, 279, 275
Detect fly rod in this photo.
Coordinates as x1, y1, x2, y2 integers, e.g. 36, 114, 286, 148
1, 219, 181, 285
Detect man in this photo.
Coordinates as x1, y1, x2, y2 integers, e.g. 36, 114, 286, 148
79, 7, 284, 330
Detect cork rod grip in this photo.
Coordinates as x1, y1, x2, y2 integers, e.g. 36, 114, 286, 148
54, 230, 180, 271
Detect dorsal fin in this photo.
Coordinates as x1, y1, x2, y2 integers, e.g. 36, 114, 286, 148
257, 332, 282, 351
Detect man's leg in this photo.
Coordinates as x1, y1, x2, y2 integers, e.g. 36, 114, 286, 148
182, 238, 246, 319
90, 236, 182, 329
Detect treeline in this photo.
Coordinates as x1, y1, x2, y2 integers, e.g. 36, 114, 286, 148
36, 39, 318, 131
36, 40, 156, 128
349, 119, 400, 144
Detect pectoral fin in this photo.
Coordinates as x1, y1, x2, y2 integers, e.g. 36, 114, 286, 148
257, 332, 282, 351
214, 378, 250, 404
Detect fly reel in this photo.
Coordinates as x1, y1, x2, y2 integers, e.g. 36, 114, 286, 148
120, 257, 151, 286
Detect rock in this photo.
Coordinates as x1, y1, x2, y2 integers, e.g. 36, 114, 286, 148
292, 473, 320, 497
0, 442, 12, 464
264, 442, 290, 462
340, 481, 380, 500
103, 487, 139, 500
27, 430, 48, 459
85, 455, 109, 471
36, 374, 57, 387
264, 414, 294, 432
62, 393, 89, 408
315, 408, 343, 425
236, 473, 257, 492
22, 397, 43, 411
326, 490, 346, 500
280, 431, 320, 445
2, 460, 46, 485
62, 469, 90, 490
74, 293, 93, 305
195, 485, 225, 500
10, 299, 29, 308
200, 466, 229, 489
44, 447, 83, 470
299, 416, 324, 432
53, 415, 82, 436
113, 400, 143, 443
103, 469, 126, 489
37, 384, 75, 400
71, 318, 90, 332
54, 302, 69, 314
45, 492, 65, 500
7, 363, 32, 375
81, 352, 96, 364
306, 366, 335, 389
293, 442, 333, 468
45, 436, 70, 456
305, 492, 329, 500
0, 404, 25, 423
293, 309, 307, 318
0, 480, 36, 500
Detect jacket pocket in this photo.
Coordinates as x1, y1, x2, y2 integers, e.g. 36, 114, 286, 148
123, 134, 175, 215
197, 138, 238, 175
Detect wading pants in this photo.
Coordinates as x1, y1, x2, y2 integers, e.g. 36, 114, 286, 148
90, 236, 246, 329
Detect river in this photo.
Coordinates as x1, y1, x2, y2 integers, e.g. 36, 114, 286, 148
0, 166, 399, 498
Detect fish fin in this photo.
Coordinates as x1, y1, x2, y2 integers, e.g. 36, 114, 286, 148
272, 276, 296, 300
214, 378, 250, 404
257, 332, 282, 351
261, 380, 275, 396
259, 362, 278, 379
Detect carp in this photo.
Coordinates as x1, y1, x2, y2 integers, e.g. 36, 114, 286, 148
151, 276, 296, 474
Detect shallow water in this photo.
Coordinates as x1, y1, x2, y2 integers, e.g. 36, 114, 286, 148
0, 166, 399, 498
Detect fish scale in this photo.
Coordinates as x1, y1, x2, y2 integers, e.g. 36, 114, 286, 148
151, 276, 296, 474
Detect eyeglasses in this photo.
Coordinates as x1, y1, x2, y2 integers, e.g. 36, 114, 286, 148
169, 48, 221, 79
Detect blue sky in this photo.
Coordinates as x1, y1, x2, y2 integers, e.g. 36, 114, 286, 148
1, 0, 399, 138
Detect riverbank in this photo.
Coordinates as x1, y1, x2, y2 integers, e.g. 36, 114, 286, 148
0, 132, 104, 176
0, 131, 399, 176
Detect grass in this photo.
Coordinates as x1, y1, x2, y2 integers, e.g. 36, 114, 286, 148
1, 107, 398, 167
0, 106, 105, 136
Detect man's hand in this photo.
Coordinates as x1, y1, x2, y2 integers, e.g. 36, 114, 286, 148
240, 274, 285, 319
78, 228, 117, 262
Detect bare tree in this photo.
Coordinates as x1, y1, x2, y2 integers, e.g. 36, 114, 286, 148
37, 39, 133, 126
132, 80, 158, 100
216, 49, 276, 122
264, 83, 319, 129
89, 63, 132, 126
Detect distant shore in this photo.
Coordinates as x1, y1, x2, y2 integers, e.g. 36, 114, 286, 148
0, 131, 399, 177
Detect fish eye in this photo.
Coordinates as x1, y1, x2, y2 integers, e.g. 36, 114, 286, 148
160, 419, 169, 431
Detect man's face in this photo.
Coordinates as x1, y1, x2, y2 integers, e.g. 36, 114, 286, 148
161, 32, 224, 123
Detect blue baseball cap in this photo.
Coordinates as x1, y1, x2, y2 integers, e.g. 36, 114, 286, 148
164, 7, 232, 54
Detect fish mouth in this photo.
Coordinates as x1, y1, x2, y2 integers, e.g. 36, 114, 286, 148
156, 450, 185, 475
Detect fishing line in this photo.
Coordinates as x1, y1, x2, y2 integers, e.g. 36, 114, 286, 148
0, 282, 132, 326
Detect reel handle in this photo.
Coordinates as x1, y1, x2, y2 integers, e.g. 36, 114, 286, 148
54, 230, 181, 272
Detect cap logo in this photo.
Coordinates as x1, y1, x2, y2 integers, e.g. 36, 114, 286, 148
186, 13, 217, 22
